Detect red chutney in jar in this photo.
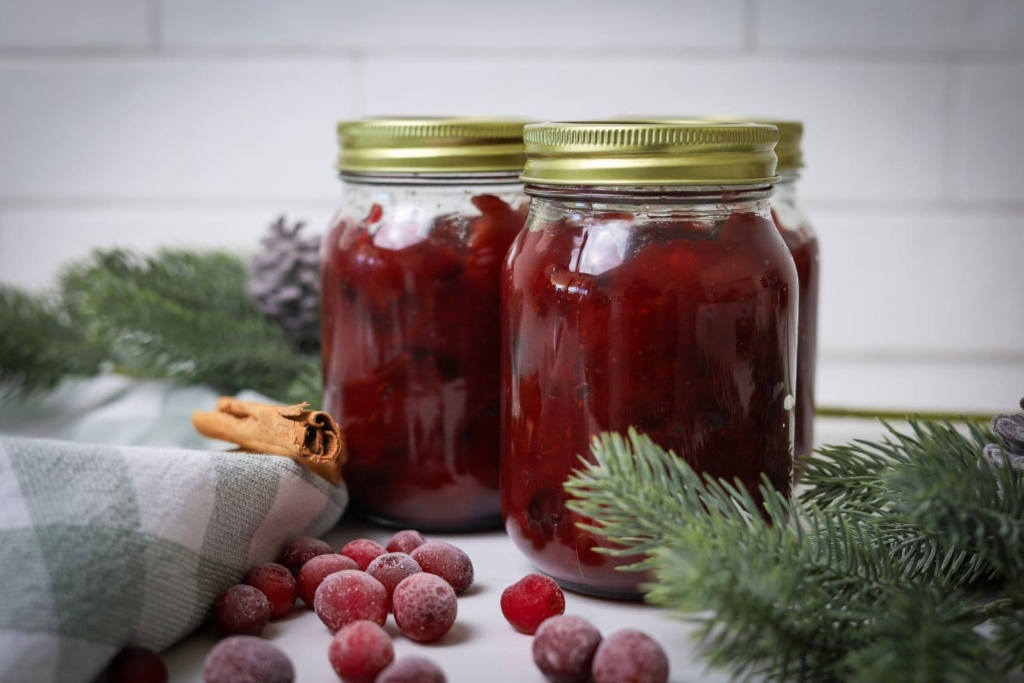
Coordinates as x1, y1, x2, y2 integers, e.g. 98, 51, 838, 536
501, 122, 797, 597
322, 118, 530, 531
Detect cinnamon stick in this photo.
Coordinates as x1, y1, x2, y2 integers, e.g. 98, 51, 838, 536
192, 398, 346, 486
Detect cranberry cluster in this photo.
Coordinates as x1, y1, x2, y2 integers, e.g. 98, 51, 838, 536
204, 530, 470, 682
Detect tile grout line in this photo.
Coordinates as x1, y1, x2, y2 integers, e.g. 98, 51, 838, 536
0, 45, 1022, 65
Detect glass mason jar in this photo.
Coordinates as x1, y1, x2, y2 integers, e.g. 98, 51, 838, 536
501, 122, 798, 597
768, 121, 819, 459
322, 118, 530, 531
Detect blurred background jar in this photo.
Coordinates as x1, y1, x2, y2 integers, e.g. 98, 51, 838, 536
767, 120, 819, 459
501, 121, 797, 597
322, 118, 530, 531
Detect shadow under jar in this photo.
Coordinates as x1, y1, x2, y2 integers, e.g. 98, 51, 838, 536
322, 118, 530, 531
501, 122, 799, 598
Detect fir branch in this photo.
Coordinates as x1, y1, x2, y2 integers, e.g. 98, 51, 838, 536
567, 421, 1024, 681
1, 248, 322, 406
0, 286, 108, 396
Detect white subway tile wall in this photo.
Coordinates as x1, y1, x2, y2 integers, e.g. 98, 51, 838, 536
0, 0, 1021, 414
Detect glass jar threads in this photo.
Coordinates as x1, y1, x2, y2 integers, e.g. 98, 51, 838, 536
501, 122, 798, 597
322, 118, 530, 531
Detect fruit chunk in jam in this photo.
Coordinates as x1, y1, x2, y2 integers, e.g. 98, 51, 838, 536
501, 204, 797, 596
322, 194, 527, 530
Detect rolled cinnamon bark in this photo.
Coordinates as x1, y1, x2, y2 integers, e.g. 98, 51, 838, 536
192, 398, 346, 485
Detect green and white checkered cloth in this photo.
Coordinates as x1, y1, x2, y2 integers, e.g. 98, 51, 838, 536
0, 436, 348, 683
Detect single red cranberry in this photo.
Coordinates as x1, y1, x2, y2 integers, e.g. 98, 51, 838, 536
327, 620, 394, 683
410, 542, 474, 593
104, 646, 167, 683
339, 538, 387, 571
377, 655, 447, 683
391, 573, 457, 643
592, 629, 669, 683
296, 553, 359, 606
532, 615, 602, 683
212, 584, 271, 636
277, 536, 332, 576
501, 573, 566, 634
385, 530, 427, 555
203, 636, 294, 683
366, 552, 422, 606
244, 563, 296, 619
314, 570, 388, 633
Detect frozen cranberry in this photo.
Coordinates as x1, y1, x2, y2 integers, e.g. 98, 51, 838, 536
314, 570, 388, 632
377, 656, 447, 683
391, 573, 457, 643
410, 542, 474, 593
339, 538, 386, 570
592, 629, 669, 683
366, 552, 422, 605
277, 536, 332, 576
327, 620, 394, 683
297, 553, 360, 606
500, 573, 565, 635
213, 584, 271, 636
532, 615, 602, 683
203, 636, 294, 683
105, 646, 167, 683
386, 529, 427, 554
244, 563, 297, 619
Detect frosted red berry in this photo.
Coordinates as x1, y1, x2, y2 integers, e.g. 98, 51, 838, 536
297, 553, 360, 606
532, 615, 602, 683
203, 636, 295, 683
391, 572, 458, 643
339, 538, 386, 570
327, 620, 395, 683
410, 541, 474, 593
105, 646, 167, 683
366, 552, 422, 605
245, 563, 297, 619
213, 584, 271, 636
277, 536, 332, 576
385, 530, 426, 555
377, 656, 447, 683
592, 629, 669, 683
500, 573, 565, 634
314, 570, 388, 632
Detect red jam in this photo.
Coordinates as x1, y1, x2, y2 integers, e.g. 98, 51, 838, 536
501, 201, 797, 596
772, 208, 820, 458
322, 193, 527, 530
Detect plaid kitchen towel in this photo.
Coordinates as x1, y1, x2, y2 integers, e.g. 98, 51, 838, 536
0, 436, 348, 683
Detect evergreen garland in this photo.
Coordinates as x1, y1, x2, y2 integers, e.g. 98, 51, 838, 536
0, 248, 320, 406
566, 416, 1024, 682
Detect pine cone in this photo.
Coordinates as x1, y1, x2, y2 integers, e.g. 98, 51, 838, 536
982, 396, 1024, 473
248, 216, 321, 350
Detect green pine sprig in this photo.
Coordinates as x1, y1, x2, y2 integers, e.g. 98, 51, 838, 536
1, 248, 320, 406
565, 422, 1024, 682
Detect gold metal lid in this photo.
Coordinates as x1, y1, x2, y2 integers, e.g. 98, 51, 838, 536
636, 117, 803, 171
521, 121, 779, 186
337, 118, 530, 173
